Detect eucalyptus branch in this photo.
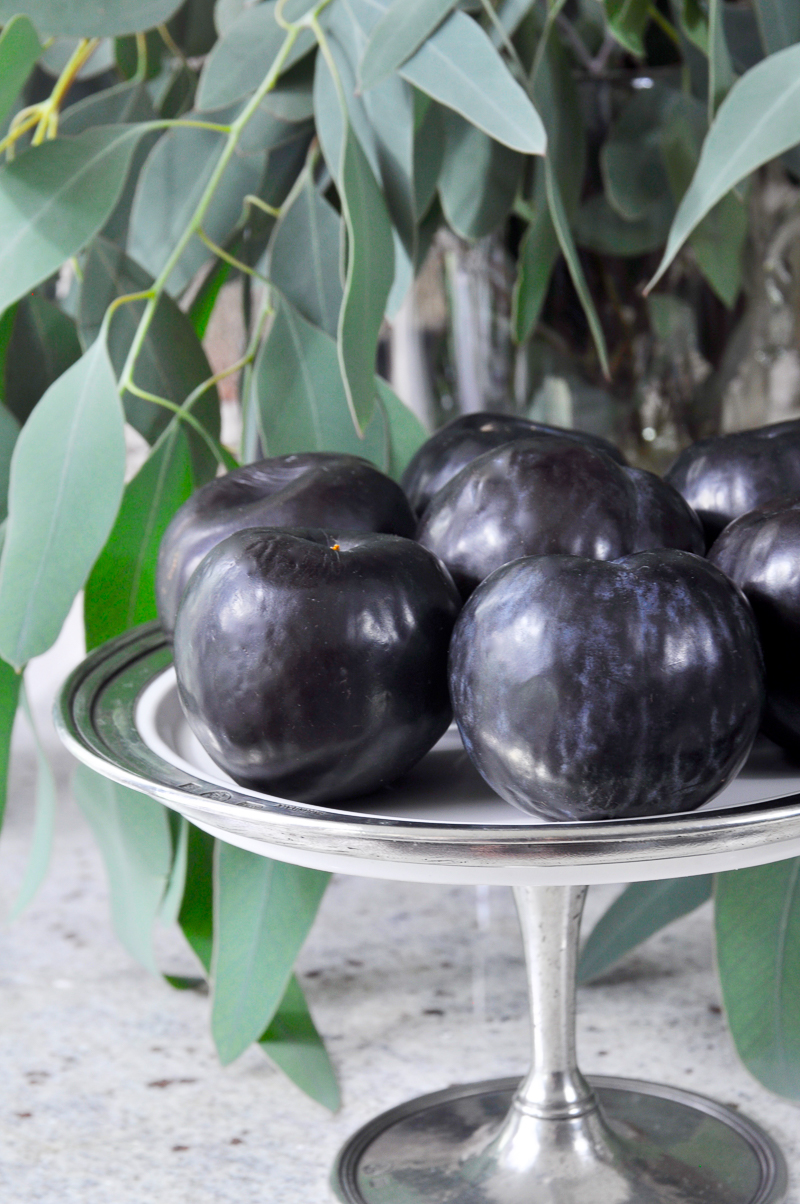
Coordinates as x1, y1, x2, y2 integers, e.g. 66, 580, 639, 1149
116, 21, 306, 399
134, 31, 149, 82
125, 381, 229, 468
244, 194, 283, 220
197, 227, 271, 285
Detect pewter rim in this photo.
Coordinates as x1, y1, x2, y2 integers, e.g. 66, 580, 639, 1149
55, 622, 800, 871
331, 1075, 788, 1204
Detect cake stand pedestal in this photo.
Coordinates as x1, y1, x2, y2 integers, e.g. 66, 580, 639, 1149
57, 624, 800, 1204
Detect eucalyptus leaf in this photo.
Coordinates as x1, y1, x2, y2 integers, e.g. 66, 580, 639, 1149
513, 30, 586, 344
545, 159, 609, 378
10, 685, 56, 918
649, 43, 800, 291
604, 0, 650, 56
513, 208, 559, 344
128, 118, 265, 296
439, 113, 523, 240
197, 2, 315, 111
4, 295, 82, 426
0, 15, 41, 130
84, 425, 193, 650
338, 120, 395, 432
0, 403, 18, 528
399, 10, 547, 155
414, 99, 446, 217
0, 0, 185, 37
159, 814, 188, 927
59, 79, 156, 135
178, 822, 215, 972
716, 862, 800, 1098
315, 12, 417, 256
255, 295, 424, 475
72, 764, 173, 974
661, 106, 746, 307
211, 841, 329, 1065
676, 0, 707, 54
601, 85, 674, 222
359, 0, 456, 90
79, 237, 221, 483
269, 175, 343, 337
0, 124, 149, 313
575, 193, 671, 256
375, 376, 428, 477
752, 0, 800, 57
708, 0, 735, 119
259, 973, 340, 1110
0, 655, 20, 831
578, 877, 713, 984
0, 338, 125, 668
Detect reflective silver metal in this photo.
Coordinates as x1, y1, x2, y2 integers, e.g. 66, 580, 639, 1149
333, 885, 787, 1203
55, 624, 800, 883
56, 626, 792, 1204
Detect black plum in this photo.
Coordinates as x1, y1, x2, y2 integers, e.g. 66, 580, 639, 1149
157, 452, 416, 634
709, 496, 800, 756
665, 418, 800, 544
417, 437, 704, 599
173, 528, 462, 804
449, 550, 765, 821
401, 411, 627, 517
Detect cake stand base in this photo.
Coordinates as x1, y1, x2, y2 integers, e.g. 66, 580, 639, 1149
333, 1075, 787, 1204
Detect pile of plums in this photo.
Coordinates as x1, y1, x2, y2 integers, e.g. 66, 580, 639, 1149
158, 411, 800, 821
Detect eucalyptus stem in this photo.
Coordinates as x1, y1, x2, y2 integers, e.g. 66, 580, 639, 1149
125, 382, 228, 468
196, 227, 271, 285
116, 21, 303, 397
33, 38, 101, 144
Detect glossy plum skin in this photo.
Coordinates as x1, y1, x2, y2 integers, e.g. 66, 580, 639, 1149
709, 496, 800, 755
401, 411, 627, 517
417, 438, 704, 599
173, 528, 462, 804
156, 452, 416, 634
449, 550, 765, 821
665, 418, 800, 544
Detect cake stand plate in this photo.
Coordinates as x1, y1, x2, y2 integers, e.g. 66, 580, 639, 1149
56, 624, 800, 1204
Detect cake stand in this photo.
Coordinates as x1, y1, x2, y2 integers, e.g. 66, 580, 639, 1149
56, 622, 800, 1204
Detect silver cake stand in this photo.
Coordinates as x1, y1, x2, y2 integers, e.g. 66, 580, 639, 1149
56, 622, 800, 1204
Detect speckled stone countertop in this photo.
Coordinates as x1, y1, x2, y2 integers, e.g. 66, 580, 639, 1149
0, 614, 798, 1203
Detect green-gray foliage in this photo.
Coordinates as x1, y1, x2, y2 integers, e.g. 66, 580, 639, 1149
1, 0, 800, 1108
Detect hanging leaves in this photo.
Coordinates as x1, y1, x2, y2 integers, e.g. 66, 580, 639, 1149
337, 121, 395, 432
72, 765, 173, 974
84, 425, 193, 650
0, 339, 125, 668
211, 842, 329, 1065
0, 125, 151, 313
716, 863, 800, 1097
649, 43, 800, 291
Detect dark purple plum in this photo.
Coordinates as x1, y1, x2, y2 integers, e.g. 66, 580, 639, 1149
449, 549, 764, 820
173, 528, 461, 804
709, 495, 800, 756
666, 419, 800, 544
156, 452, 416, 634
401, 411, 627, 517
417, 437, 704, 599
